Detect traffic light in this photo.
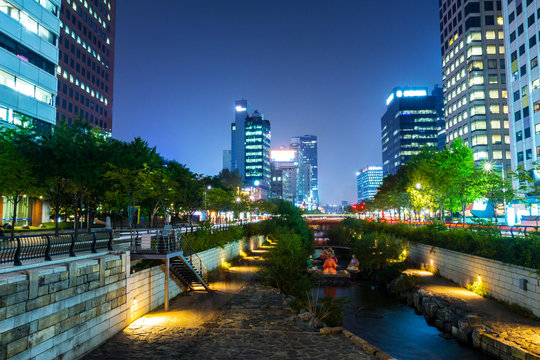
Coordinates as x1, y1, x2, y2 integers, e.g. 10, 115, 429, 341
352, 204, 358, 210
359, 204, 365, 211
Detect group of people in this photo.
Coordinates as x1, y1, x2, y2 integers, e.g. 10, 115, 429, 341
307, 247, 360, 274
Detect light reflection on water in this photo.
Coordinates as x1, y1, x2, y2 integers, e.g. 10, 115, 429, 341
316, 283, 494, 360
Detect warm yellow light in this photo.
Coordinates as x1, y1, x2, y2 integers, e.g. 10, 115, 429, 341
497, 17, 503, 25
477, 275, 482, 282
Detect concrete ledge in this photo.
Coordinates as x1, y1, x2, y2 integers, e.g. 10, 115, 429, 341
342, 329, 398, 360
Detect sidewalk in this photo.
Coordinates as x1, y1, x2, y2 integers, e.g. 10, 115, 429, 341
83, 246, 379, 360
405, 269, 540, 359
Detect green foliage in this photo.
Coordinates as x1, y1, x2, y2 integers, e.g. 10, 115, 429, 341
345, 219, 540, 271
301, 291, 348, 327
183, 221, 245, 253
389, 274, 420, 294
260, 229, 312, 297
466, 277, 489, 297
375, 261, 408, 283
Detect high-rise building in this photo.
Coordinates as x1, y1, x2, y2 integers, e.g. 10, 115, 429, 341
501, 0, 540, 192
439, 0, 511, 173
244, 111, 271, 198
382, 86, 443, 176
270, 149, 298, 203
231, 99, 256, 179
0, 0, 60, 129
432, 84, 447, 150
56, 0, 116, 132
356, 166, 383, 203
291, 135, 319, 207
222, 150, 231, 171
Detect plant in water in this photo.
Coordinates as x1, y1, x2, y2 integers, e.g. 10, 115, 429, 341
302, 289, 348, 327
466, 276, 489, 297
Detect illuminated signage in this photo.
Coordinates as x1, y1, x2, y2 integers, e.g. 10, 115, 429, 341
403, 89, 427, 97
236, 105, 247, 112
271, 150, 296, 162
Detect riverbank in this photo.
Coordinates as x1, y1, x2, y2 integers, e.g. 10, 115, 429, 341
391, 269, 540, 360
83, 247, 388, 359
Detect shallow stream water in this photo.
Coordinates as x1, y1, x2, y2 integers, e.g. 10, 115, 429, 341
316, 283, 494, 360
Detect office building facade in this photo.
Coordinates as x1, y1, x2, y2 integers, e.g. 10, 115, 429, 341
231, 99, 256, 179
270, 149, 298, 203
356, 166, 383, 203
439, 0, 511, 172
244, 111, 271, 198
382, 87, 442, 175
0, 0, 60, 128
502, 0, 540, 188
56, 0, 115, 132
291, 135, 319, 208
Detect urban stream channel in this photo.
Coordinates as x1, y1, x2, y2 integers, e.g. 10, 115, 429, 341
317, 283, 494, 360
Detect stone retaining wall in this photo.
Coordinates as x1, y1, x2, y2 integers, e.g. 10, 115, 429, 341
196, 235, 264, 271
0, 254, 128, 360
408, 242, 540, 317
0, 235, 264, 359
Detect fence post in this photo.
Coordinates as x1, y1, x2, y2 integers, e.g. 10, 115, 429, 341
91, 232, 97, 253
45, 235, 52, 261
107, 231, 113, 250
14, 237, 22, 266
69, 233, 76, 257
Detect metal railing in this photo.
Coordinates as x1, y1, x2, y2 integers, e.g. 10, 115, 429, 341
381, 219, 540, 237
0, 230, 113, 266
176, 230, 208, 283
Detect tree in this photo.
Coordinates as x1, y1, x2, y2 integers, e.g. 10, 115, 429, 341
0, 122, 41, 237
482, 165, 514, 223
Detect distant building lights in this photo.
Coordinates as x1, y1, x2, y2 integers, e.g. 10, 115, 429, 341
396, 90, 403, 97
403, 89, 427, 97
386, 93, 394, 106
236, 105, 247, 112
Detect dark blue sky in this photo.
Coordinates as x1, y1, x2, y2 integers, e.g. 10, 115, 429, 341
113, 0, 442, 205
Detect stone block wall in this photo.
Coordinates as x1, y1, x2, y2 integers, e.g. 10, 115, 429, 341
408, 242, 540, 317
196, 235, 264, 271
0, 255, 127, 360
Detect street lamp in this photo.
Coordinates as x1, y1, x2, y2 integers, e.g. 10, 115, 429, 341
204, 185, 212, 221
483, 162, 493, 172
415, 183, 422, 190
235, 197, 241, 223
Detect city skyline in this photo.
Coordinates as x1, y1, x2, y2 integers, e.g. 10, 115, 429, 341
111, 0, 442, 205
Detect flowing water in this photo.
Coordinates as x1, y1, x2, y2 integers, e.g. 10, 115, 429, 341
316, 283, 494, 360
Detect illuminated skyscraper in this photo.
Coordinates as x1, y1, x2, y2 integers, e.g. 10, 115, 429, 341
270, 149, 298, 203
231, 99, 256, 179
56, 0, 116, 132
382, 87, 442, 176
244, 111, 271, 198
356, 166, 383, 203
439, 0, 511, 172
291, 135, 319, 208
501, 1, 540, 189
0, 0, 60, 128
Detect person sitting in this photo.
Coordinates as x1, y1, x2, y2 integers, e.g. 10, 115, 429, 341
347, 254, 360, 271
323, 257, 337, 274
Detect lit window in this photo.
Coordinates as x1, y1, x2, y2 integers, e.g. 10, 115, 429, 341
490, 105, 500, 114
485, 31, 496, 40
489, 90, 499, 98
467, 46, 483, 58
467, 32, 482, 43
491, 120, 501, 129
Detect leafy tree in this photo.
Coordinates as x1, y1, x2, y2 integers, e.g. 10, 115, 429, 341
0, 121, 41, 237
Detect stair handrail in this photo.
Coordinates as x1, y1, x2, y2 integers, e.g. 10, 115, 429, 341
175, 230, 208, 282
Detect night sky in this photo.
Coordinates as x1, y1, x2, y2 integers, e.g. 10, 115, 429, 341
113, 0, 442, 205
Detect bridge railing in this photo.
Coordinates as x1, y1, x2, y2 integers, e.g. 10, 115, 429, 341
0, 231, 113, 266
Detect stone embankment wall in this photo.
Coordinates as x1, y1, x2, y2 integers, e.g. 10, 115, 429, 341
197, 235, 264, 271
0, 235, 264, 359
408, 242, 540, 317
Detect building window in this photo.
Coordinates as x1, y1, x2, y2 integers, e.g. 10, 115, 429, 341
516, 131, 523, 142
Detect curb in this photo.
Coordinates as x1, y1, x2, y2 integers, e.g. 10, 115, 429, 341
342, 329, 398, 360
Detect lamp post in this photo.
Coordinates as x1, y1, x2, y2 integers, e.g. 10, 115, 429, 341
236, 197, 241, 223
204, 185, 211, 221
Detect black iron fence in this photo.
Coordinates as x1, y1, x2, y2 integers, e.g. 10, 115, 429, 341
0, 231, 113, 266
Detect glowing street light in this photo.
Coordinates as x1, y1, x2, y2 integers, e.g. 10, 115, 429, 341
415, 183, 422, 190
483, 162, 492, 171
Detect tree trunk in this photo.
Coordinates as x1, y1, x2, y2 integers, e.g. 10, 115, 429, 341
462, 203, 466, 224
53, 196, 60, 235
10, 195, 18, 239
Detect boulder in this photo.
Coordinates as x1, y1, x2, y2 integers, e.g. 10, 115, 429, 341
297, 311, 313, 321
309, 317, 324, 328
320, 327, 344, 335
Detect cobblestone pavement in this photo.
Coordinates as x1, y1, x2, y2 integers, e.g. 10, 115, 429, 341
84, 282, 377, 360
406, 269, 540, 358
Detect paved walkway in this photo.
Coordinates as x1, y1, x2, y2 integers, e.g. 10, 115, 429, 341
84, 249, 377, 360
406, 269, 540, 357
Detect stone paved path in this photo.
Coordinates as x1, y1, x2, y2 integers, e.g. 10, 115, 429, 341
406, 269, 540, 358
84, 275, 377, 359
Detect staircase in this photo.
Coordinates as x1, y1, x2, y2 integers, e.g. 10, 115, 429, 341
169, 234, 211, 292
